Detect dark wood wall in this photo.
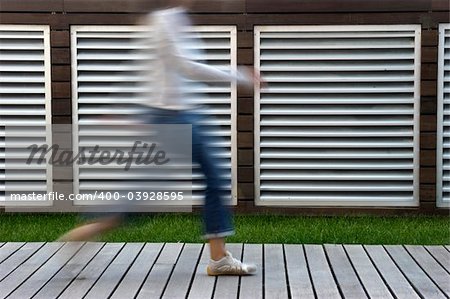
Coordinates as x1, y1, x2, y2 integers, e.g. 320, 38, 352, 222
1, 0, 449, 215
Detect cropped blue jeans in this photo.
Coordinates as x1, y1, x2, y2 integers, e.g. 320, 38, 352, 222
142, 107, 234, 239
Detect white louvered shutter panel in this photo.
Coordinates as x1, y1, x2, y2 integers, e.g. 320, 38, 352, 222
72, 26, 237, 206
254, 25, 421, 206
437, 24, 450, 207
0, 25, 52, 205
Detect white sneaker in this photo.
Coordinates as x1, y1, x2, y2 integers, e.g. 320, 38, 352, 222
207, 251, 257, 276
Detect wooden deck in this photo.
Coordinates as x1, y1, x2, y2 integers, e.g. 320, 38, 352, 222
0, 243, 449, 299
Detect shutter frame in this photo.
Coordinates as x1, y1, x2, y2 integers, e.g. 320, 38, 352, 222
1, 25, 53, 206
254, 25, 421, 207
71, 25, 238, 207
437, 23, 450, 208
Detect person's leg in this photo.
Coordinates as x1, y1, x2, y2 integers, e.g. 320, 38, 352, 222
184, 112, 255, 275
188, 115, 233, 249
209, 237, 226, 260
57, 215, 122, 242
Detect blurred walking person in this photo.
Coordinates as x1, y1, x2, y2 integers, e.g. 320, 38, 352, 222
141, 0, 262, 275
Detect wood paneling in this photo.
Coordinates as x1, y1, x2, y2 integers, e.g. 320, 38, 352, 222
52, 65, 71, 82
421, 97, 437, 114
422, 81, 437, 97
422, 29, 438, 46
238, 149, 253, 166
422, 64, 438, 80
421, 150, 436, 167
63, 0, 244, 13
238, 132, 253, 148
1, 0, 448, 212
421, 132, 436, 149
63, 0, 159, 13
52, 82, 71, 99
246, 0, 431, 13
237, 48, 253, 65
50, 30, 70, 47
52, 99, 72, 116
238, 31, 253, 48
421, 168, 436, 184
421, 184, 436, 202
51, 48, 70, 65
432, 0, 450, 11
237, 98, 253, 115
0, 13, 54, 25
238, 167, 253, 182
421, 115, 437, 132
238, 183, 254, 199
0, 0, 63, 12
52, 116, 72, 124
238, 115, 253, 132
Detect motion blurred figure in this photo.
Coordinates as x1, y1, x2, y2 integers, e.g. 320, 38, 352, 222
59, 0, 262, 276
139, 0, 262, 275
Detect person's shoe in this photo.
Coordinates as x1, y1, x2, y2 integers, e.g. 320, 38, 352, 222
207, 251, 257, 276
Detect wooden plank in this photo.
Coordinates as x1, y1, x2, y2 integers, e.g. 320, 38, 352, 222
421, 115, 437, 133
0, 242, 63, 299
405, 245, 450, 296
239, 244, 263, 299
237, 149, 253, 166
365, 245, 420, 299
33, 242, 105, 299
325, 244, 367, 299
84, 243, 144, 299
58, 243, 124, 299
238, 115, 253, 132
385, 246, 445, 298
344, 245, 393, 299
52, 82, 70, 99
52, 65, 71, 82
421, 132, 436, 150
422, 81, 437, 97
136, 243, 184, 299
51, 48, 70, 65
7, 242, 84, 299
432, 0, 450, 11
0, 0, 63, 12
238, 31, 253, 48
422, 64, 438, 80
264, 244, 289, 299
213, 243, 243, 299
0, 242, 44, 281
64, 0, 244, 13
305, 245, 341, 299
245, 12, 447, 29
237, 98, 253, 115
162, 243, 203, 299
422, 30, 438, 47
284, 244, 315, 299
237, 183, 254, 200
50, 30, 70, 48
187, 244, 216, 299
110, 243, 163, 299
0, 242, 24, 264
52, 99, 72, 116
246, 0, 431, 13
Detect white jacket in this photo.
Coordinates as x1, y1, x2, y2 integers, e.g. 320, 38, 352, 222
141, 7, 252, 110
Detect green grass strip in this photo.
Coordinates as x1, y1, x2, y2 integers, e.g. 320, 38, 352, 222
0, 213, 448, 244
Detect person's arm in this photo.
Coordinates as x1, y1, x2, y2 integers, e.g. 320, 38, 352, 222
156, 14, 253, 86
